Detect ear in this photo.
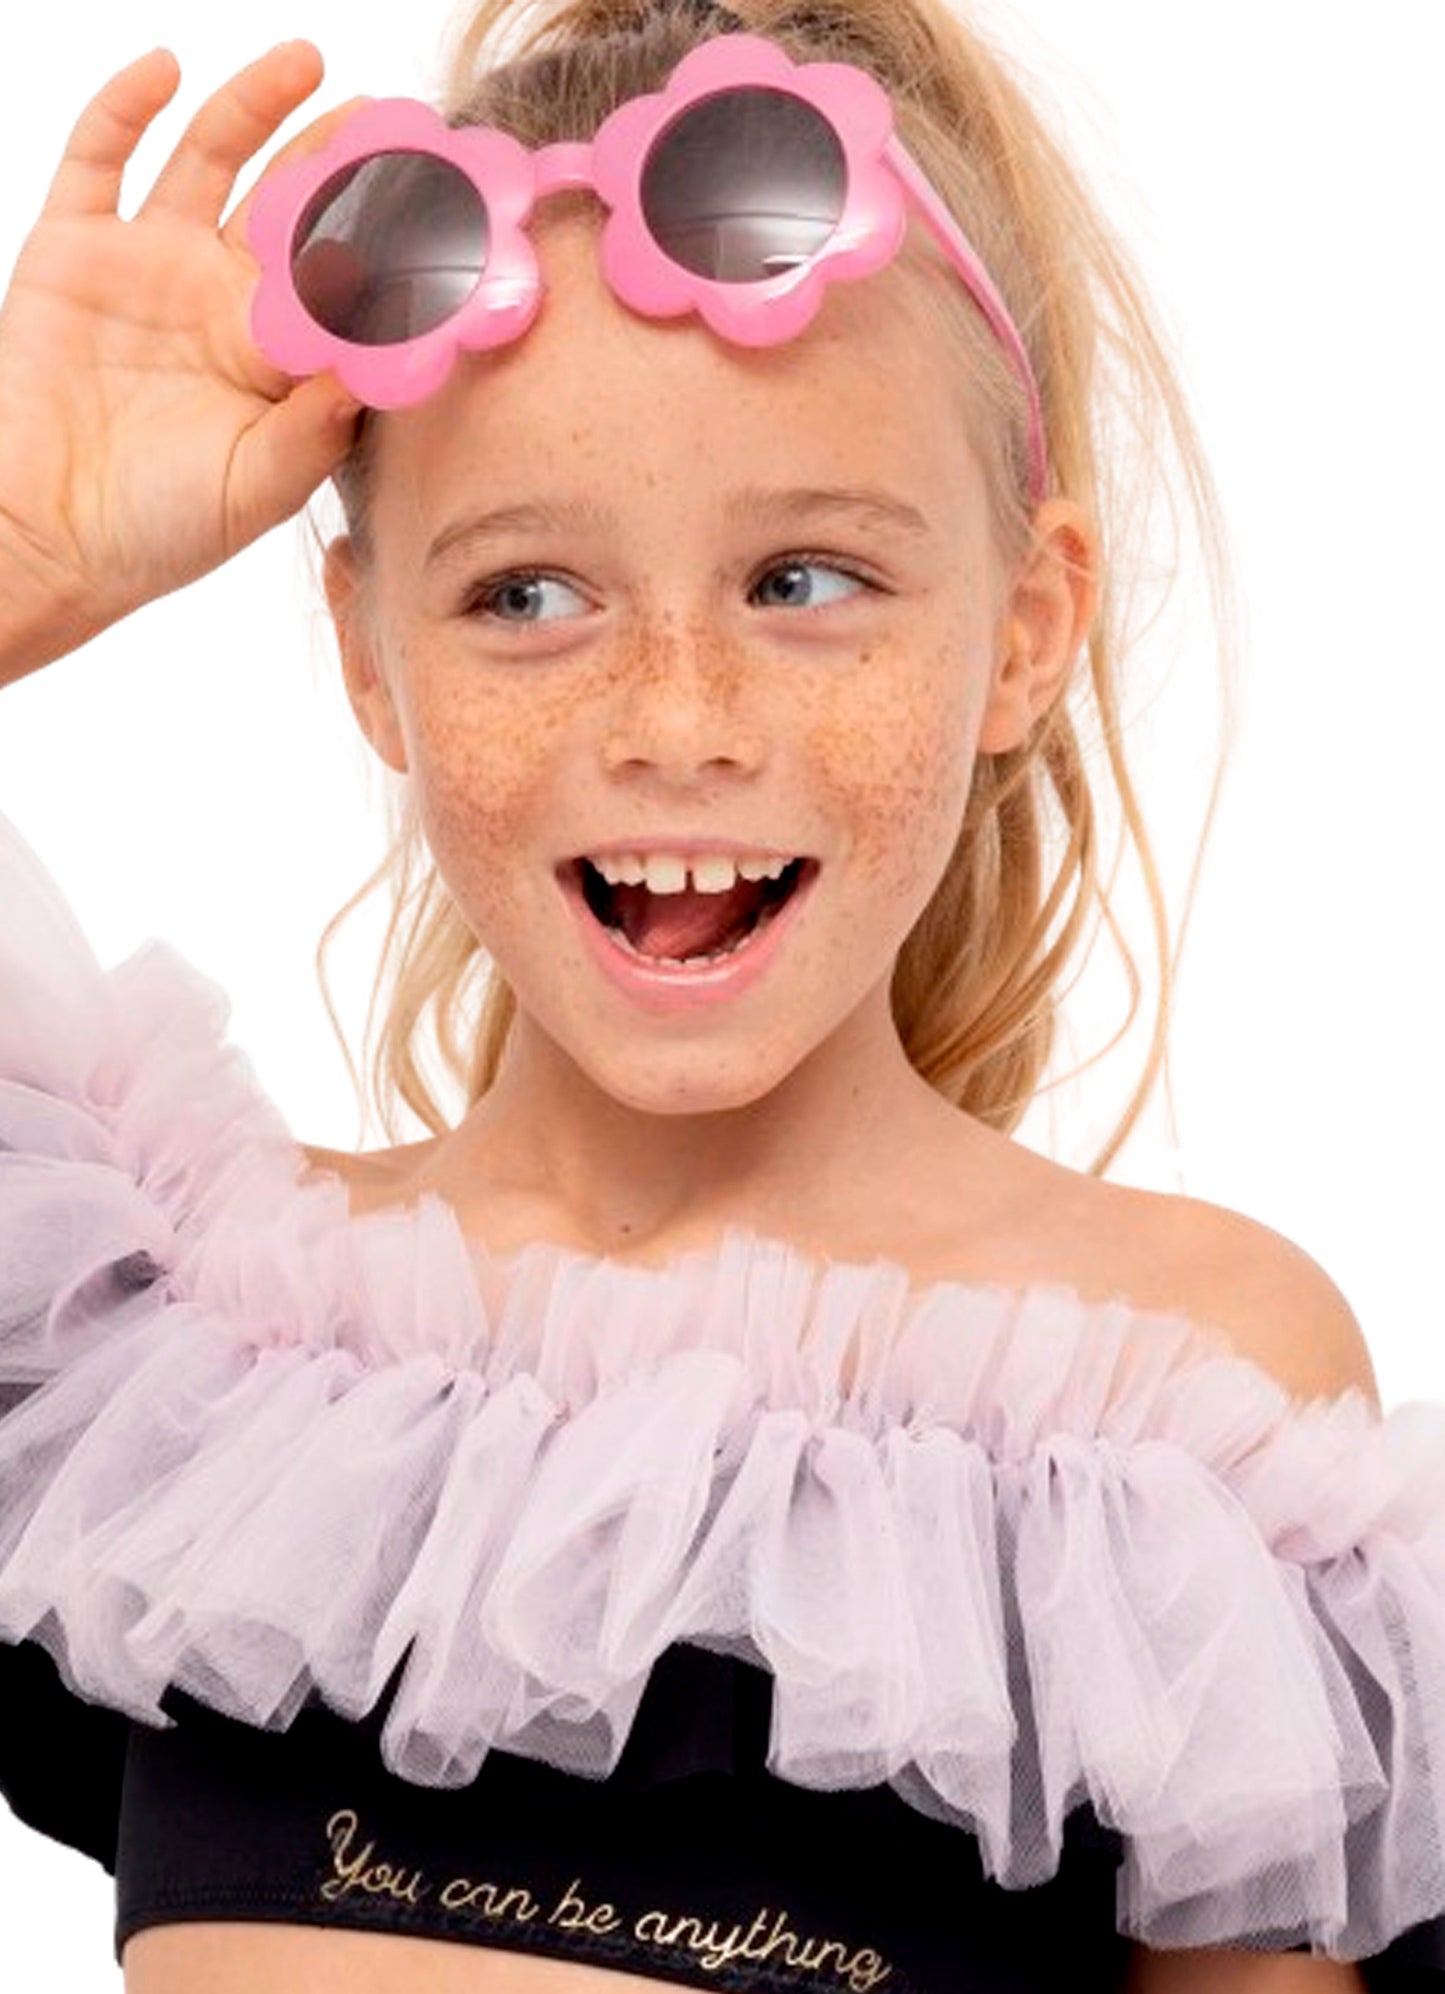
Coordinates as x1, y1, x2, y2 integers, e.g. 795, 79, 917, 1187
322, 534, 409, 775
977, 499, 1099, 754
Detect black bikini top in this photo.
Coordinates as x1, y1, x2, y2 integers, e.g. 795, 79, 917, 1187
5, 1633, 1135, 1990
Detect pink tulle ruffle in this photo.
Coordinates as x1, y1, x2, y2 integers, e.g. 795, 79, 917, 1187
2, 806, 1443, 1966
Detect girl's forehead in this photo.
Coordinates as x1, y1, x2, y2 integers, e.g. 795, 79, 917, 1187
369, 222, 984, 529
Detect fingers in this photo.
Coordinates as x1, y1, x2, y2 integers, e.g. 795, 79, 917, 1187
42, 48, 182, 221
138, 41, 325, 229
220, 94, 374, 254
230, 370, 366, 548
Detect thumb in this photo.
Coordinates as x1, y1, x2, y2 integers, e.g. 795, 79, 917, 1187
229, 371, 366, 546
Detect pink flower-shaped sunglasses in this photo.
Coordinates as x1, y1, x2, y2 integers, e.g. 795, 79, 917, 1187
248, 31, 1048, 503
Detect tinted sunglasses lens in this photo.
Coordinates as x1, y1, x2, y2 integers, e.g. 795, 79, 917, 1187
639, 87, 846, 281
291, 152, 490, 345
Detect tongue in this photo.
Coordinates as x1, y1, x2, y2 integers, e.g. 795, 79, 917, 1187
615, 877, 769, 960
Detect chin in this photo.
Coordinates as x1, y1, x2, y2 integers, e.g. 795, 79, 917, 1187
577, 1045, 798, 1119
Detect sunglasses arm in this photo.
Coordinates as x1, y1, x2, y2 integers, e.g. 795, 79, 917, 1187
883, 137, 1049, 506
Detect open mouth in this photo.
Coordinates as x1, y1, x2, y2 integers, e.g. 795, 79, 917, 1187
564, 856, 818, 966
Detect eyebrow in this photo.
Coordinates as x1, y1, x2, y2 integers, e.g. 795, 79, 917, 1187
423, 485, 932, 570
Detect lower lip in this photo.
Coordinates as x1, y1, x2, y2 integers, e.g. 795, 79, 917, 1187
560, 862, 819, 1013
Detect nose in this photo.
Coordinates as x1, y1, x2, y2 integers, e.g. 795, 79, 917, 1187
597, 629, 769, 782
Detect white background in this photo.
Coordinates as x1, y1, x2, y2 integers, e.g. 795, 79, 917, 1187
1, 1, 1441, 1983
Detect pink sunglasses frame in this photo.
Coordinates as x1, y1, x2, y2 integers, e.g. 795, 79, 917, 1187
248, 31, 1049, 504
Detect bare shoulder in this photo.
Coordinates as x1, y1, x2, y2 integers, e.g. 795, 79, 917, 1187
961, 1135, 1383, 1416
1113, 1183, 1383, 1416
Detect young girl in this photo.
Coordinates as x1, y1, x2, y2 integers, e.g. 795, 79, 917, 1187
0, 2, 1440, 1991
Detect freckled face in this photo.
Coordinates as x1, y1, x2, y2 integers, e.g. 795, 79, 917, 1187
347, 217, 1011, 1113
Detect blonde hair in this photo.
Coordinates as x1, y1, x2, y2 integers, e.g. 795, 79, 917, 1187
318, 0, 1238, 1178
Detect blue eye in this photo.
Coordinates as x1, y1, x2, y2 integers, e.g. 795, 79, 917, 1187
752, 559, 871, 609
470, 573, 589, 624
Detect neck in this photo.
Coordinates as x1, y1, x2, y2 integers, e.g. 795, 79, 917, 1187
434, 984, 988, 1262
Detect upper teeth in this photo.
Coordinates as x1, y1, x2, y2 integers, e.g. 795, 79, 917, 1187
586, 853, 796, 893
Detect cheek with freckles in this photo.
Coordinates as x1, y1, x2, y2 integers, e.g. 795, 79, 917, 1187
812, 638, 978, 927
393, 643, 579, 945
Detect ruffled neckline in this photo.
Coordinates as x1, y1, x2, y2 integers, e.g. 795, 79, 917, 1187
201, 1103, 1279, 1460
279, 1127, 1228, 1378
186, 1044, 1278, 1431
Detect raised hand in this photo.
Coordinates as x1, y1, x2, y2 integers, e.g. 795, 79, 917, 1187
0, 42, 367, 679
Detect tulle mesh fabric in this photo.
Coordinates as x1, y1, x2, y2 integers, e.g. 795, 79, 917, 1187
2, 805, 1444, 1970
